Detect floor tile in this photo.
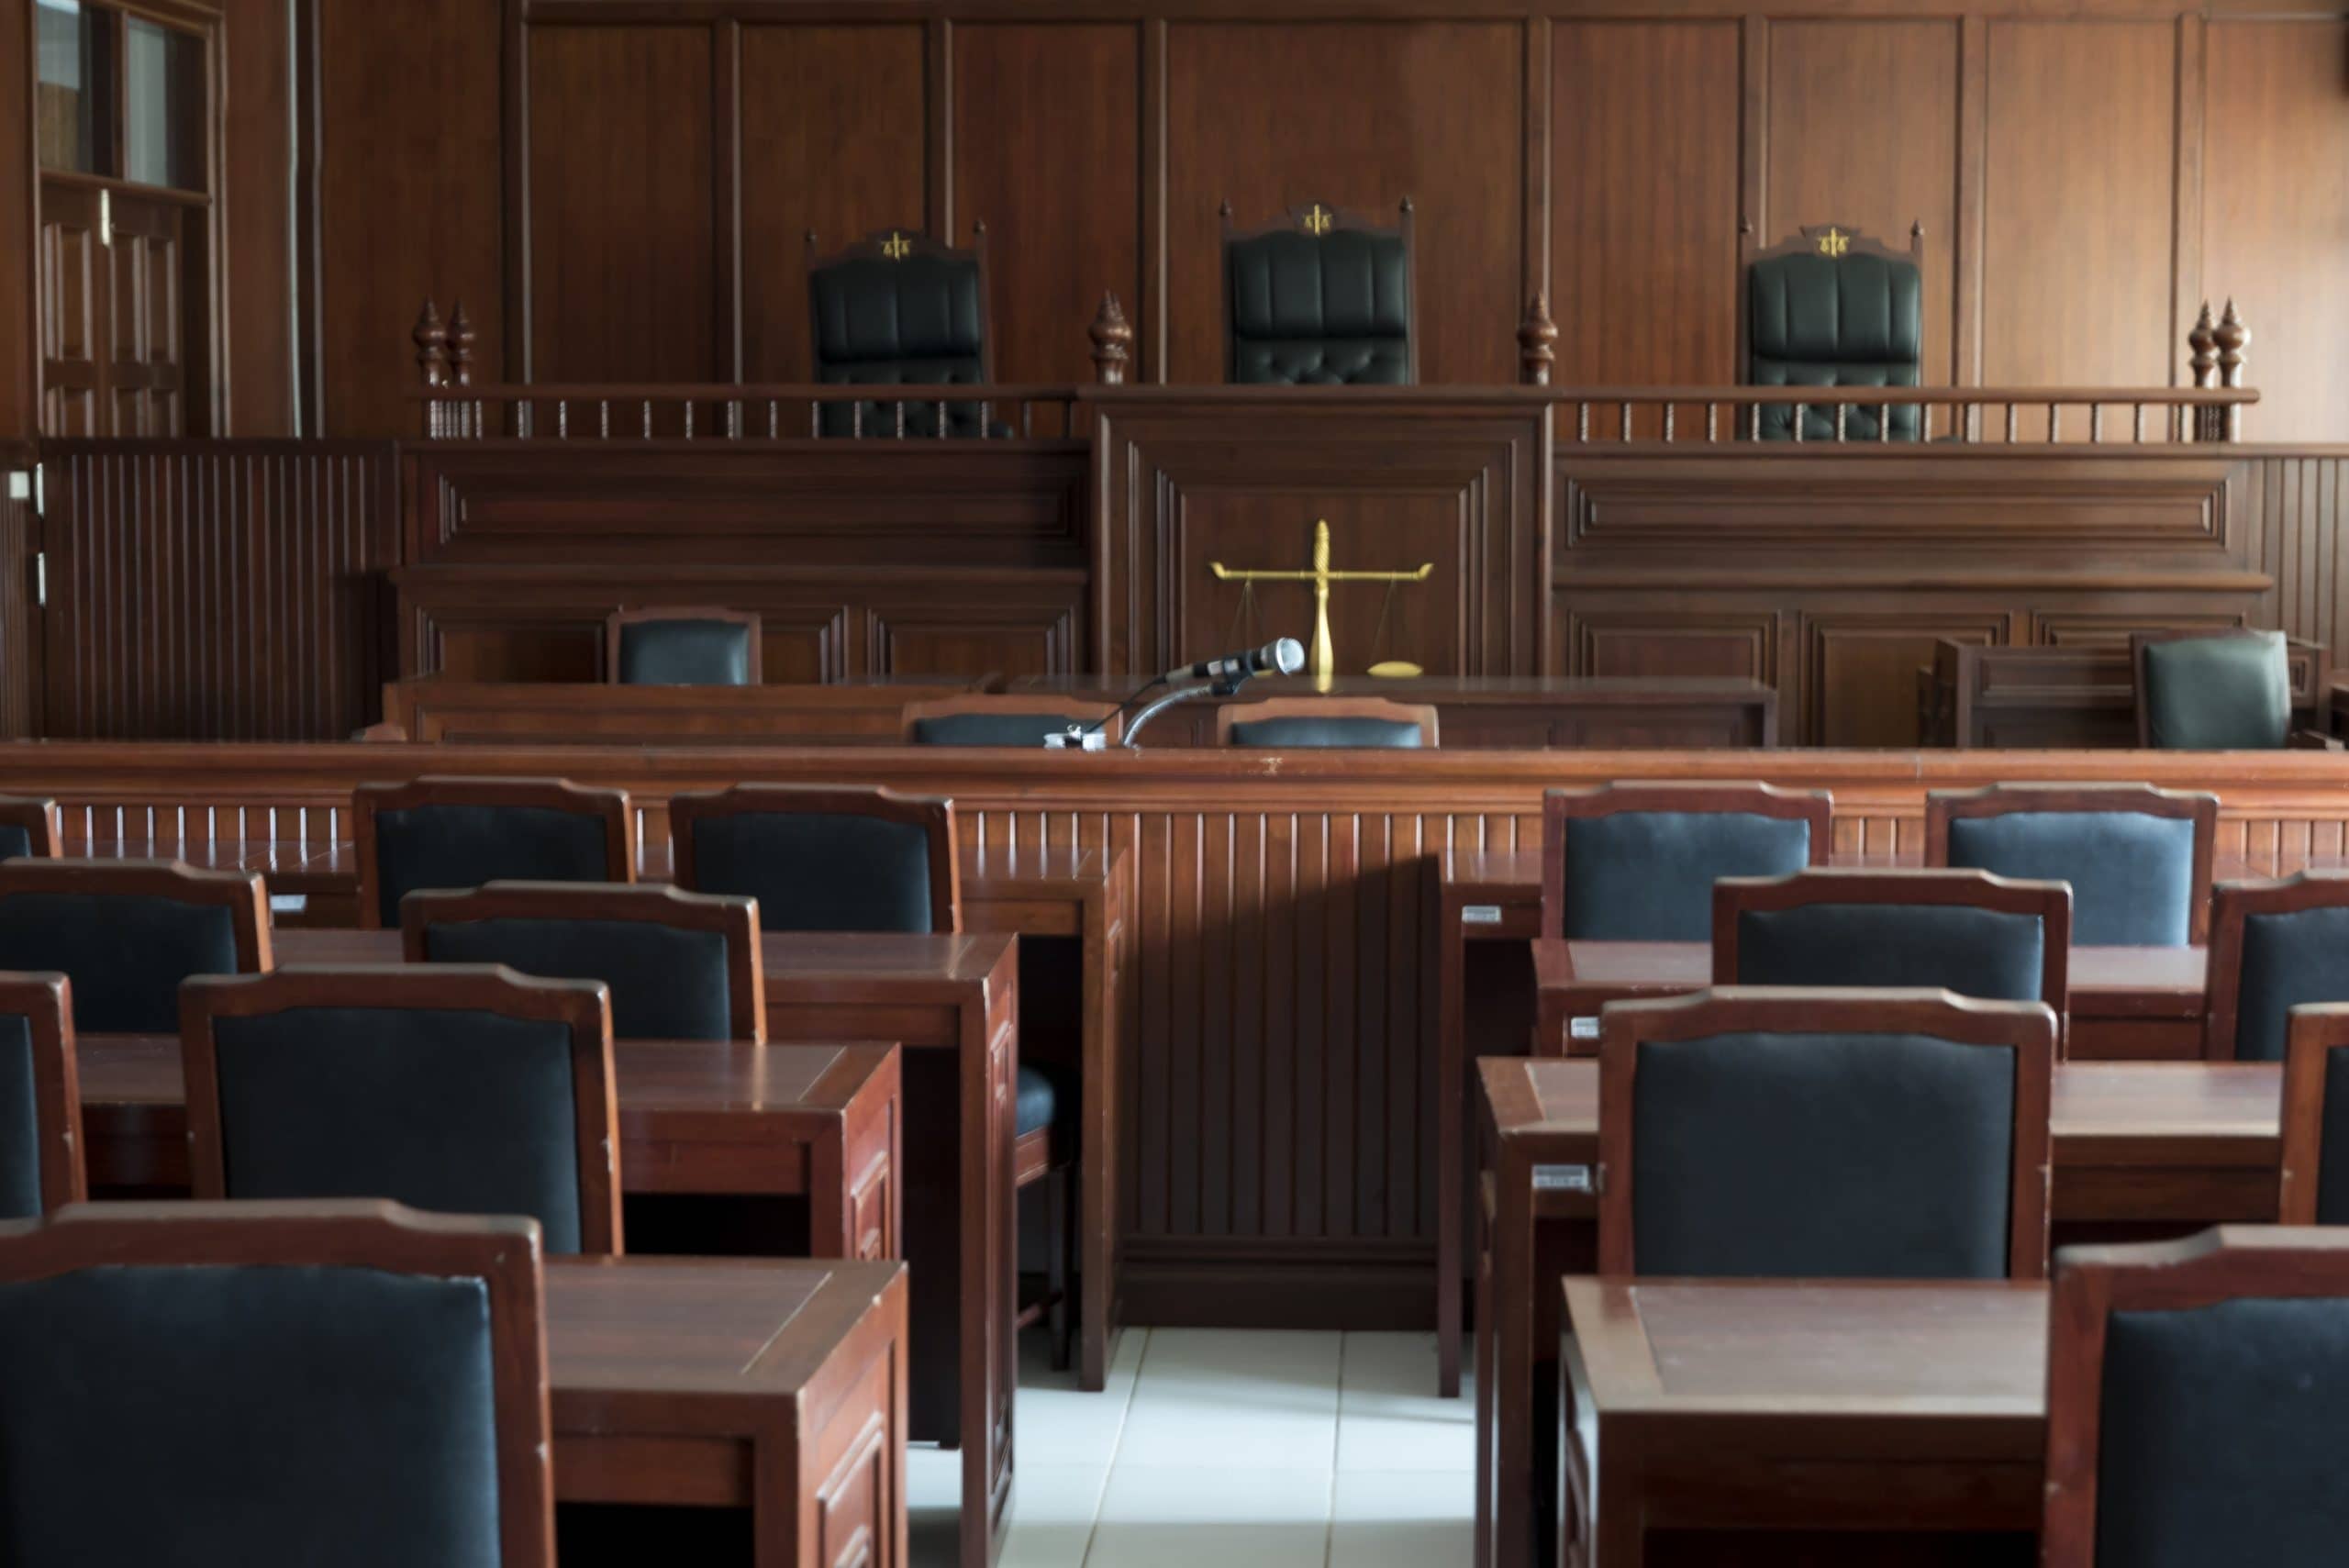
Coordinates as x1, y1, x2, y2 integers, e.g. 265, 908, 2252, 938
997, 1465, 1111, 1568
1086, 1465, 1334, 1568
1336, 1332, 1475, 1473
1017, 1328, 1145, 1465
1118, 1329, 1341, 1470
1329, 1469, 1475, 1568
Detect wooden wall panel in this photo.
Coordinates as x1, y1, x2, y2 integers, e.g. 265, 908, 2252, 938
1982, 21, 2176, 395
1162, 22, 1524, 385
526, 25, 717, 383
1553, 20, 1742, 389
0, 0, 29, 440
2244, 452, 2349, 658
2202, 20, 2349, 446
1765, 18, 1962, 389
739, 24, 929, 383
223, 0, 293, 435
313, 0, 505, 438
0, 463, 33, 737
953, 24, 1141, 384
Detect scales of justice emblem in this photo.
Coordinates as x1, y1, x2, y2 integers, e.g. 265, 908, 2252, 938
1209, 520, 1434, 692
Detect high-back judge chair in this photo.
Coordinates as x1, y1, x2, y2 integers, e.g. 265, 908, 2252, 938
1597, 987, 2054, 1278
0, 1201, 555, 1568
2205, 873, 2349, 1062
1223, 201, 1417, 385
1743, 222, 1924, 440
1216, 697, 1437, 750
0, 860, 271, 1033
2132, 628, 2297, 749
0, 973, 81, 1219
355, 776, 637, 929
181, 965, 621, 1255
807, 228, 996, 438
2040, 1228, 2349, 1566
1925, 784, 2218, 947
606, 606, 762, 687
1542, 782, 1832, 941
0, 796, 61, 862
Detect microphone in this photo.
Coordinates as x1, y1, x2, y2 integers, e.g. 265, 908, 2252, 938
1165, 638, 1306, 686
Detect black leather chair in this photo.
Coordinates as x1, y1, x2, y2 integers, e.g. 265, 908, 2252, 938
181, 965, 621, 1255
903, 695, 1122, 748
0, 973, 79, 1219
355, 776, 637, 929
1216, 697, 1438, 750
0, 1199, 554, 1568
0, 860, 270, 1033
1743, 222, 1924, 440
403, 882, 763, 1043
0, 796, 60, 862
1223, 201, 1416, 385
606, 606, 762, 686
807, 227, 997, 439
2041, 1227, 2349, 1567
1926, 784, 2219, 947
1597, 987, 2054, 1279
1542, 782, 1833, 941
2206, 873, 2349, 1062
2132, 628, 2299, 750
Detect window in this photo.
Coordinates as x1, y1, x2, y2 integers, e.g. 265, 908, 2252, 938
36, 0, 206, 193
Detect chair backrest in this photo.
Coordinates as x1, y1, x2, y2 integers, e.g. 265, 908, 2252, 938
181, 965, 619, 1255
0, 1199, 552, 1568
902, 694, 1122, 747
2132, 628, 2292, 750
403, 882, 763, 1042
1743, 222, 1924, 440
1223, 201, 1416, 385
0, 860, 271, 1033
807, 227, 993, 438
668, 784, 960, 934
2042, 1227, 2349, 1568
0, 973, 80, 1219
2204, 872, 2349, 1062
1216, 697, 1439, 750
1597, 986, 2053, 1279
1541, 782, 1833, 941
2277, 1005, 2349, 1224
605, 606, 762, 686
1924, 784, 2218, 947
0, 796, 61, 862
355, 776, 636, 929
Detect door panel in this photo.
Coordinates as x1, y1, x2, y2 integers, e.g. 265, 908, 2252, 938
39, 183, 103, 436
106, 192, 187, 435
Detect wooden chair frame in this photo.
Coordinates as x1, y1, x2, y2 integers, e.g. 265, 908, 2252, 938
0, 796, 62, 859
1219, 199, 1419, 385
2277, 1003, 2349, 1222
353, 776, 637, 930
2130, 628, 2333, 749
667, 784, 962, 935
805, 225, 996, 385
603, 606, 764, 685
1540, 781, 1834, 941
1711, 867, 2073, 1021
399, 880, 766, 1042
0, 1197, 554, 1568
1922, 783, 2220, 944
1213, 696, 1440, 750
900, 693, 1121, 746
0, 973, 82, 1215
0, 858, 273, 976
1595, 985, 2055, 1279
2042, 1225, 2349, 1565
2203, 871, 2349, 1060
180, 964, 622, 1254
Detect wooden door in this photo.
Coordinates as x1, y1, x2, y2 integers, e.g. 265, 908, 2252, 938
37, 180, 195, 437
38, 182, 105, 435
103, 190, 190, 435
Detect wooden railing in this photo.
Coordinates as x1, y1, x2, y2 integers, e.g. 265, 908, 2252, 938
1531, 385, 2257, 446
409, 382, 1087, 441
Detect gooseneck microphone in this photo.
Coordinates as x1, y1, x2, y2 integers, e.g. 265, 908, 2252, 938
1164, 638, 1307, 686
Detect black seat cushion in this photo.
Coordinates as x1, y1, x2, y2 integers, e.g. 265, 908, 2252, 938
0, 892, 240, 1032
1227, 717, 1423, 750
1748, 249, 1923, 440
1734, 903, 2046, 1002
1228, 228, 1411, 386
1016, 1062, 1078, 1145
1631, 1029, 2015, 1278
615, 619, 755, 686
0, 1262, 502, 1567
913, 713, 1093, 747
2232, 905, 2349, 1062
1564, 811, 1815, 941
2143, 633, 2292, 750
2095, 1296, 2349, 1566
1946, 811, 2196, 948
421, 916, 736, 1041
372, 804, 614, 926
212, 1006, 586, 1251
0, 1013, 37, 1220
0, 825, 33, 862
688, 813, 936, 933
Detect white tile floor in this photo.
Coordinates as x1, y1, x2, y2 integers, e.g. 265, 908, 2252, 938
909, 1329, 1475, 1567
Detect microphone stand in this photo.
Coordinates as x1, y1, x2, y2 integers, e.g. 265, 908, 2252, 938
1119, 676, 1241, 750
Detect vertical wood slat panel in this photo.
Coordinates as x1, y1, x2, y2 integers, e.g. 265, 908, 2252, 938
2251, 454, 2349, 653
0, 462, 34, 738
39, 440, 398, 740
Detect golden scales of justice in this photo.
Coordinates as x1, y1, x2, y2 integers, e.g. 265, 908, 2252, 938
1209, 519, 1435, 691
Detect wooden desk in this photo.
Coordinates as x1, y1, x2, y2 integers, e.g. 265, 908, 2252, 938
548, 1254, 909, 1568
1475, 1055, 2281, 1568
380, 676, 996, 746
1556, 1277, 2045, 1568
271, 925, 1019, 1568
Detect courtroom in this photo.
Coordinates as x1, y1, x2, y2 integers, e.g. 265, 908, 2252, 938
7, 1, 2349, 1564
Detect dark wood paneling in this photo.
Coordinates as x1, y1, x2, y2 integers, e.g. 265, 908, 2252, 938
1765, 18, 1962, 389
39, 440, 398, 738
953, 24, 1141, 384
526, 24, 718, 383
224, 0, 294, 435
0, 0, 30, 440
0, 465, 33, 737
738, 24, 928, 382
2244, 451, 2349, 657
1161, 21, 1523, 385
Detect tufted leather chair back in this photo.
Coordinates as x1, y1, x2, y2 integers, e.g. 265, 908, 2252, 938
1224, 203, 1416, 385
808, 229, 995, 438
1745, 225, 1924, 440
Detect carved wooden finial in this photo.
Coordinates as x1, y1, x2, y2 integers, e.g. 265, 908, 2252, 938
1517, 292, 1558, 388
446, 300, 476, 388
2216, 298, 2250, 385
2188, 301, 2219, 387
413, 299, 447, 388
1909, 218, 1924, 240
1089, 292, 1134, 386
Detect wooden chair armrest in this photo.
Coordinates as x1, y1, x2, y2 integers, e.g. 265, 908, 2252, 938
2287, 728, 2343, 751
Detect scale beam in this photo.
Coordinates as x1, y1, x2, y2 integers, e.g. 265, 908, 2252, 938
1208, 519, 1433, 688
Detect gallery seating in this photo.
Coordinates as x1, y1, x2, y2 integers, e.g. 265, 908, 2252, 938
1540, 781, 1832, 940
355, 776, 638, 928
2204, 873, 2349, 1062
0, 796, 60, 862
1924, 783, 2218, 945
0, 860, 272, 1032
0, 972, 80, 1218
